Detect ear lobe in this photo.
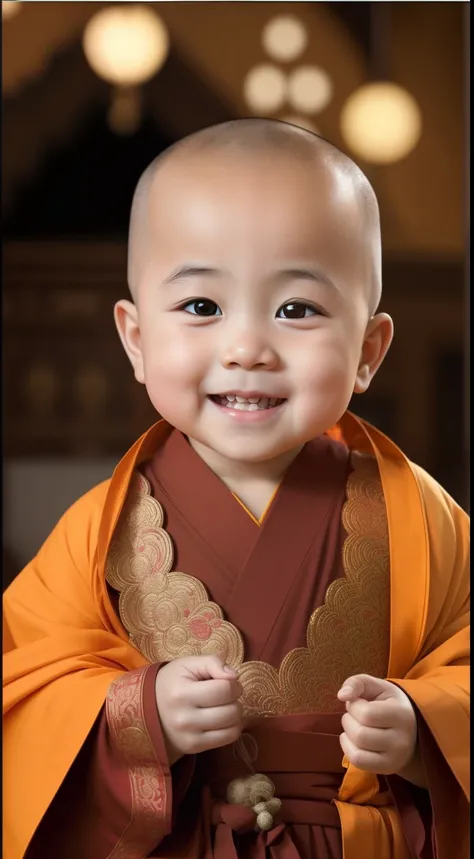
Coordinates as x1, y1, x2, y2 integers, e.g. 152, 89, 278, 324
354, 364, 371, 394
353, 313, 394, 395
114, 299, 146, 384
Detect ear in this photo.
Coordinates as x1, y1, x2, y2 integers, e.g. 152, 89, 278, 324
114, 299, 145, 384
354, 313, 394, 394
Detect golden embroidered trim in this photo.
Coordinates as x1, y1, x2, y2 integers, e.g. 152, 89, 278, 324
106, 455, 389, 717
239, 453, 390, 715
106, 473, 244, 668
105, 668, 167, 859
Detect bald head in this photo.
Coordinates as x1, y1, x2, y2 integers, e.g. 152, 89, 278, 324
128, 118, 382, 313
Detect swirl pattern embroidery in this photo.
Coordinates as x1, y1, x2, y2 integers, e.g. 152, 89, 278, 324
105, 668, 167, 859
239, 452, 390, 715
106, 454, 389, 717
106, 473, 244, 668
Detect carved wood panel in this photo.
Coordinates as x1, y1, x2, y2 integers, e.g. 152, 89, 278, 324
3, 242, 156, 456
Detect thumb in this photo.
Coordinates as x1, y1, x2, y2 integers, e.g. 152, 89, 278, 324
181, 654, 239, 682
337, 674, 393, 703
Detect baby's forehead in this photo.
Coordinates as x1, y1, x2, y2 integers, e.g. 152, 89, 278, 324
144, 153, 369, 279
129, 132, 381, 310
131, 122, 378, 245
149, 146, 360, 218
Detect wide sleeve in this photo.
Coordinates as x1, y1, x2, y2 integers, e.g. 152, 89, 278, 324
3, 482, 149, 859
25, 664, 195, 859
389, 466, 470, 859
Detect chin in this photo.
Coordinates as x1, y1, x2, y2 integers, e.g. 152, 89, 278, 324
217, 440, 296, 464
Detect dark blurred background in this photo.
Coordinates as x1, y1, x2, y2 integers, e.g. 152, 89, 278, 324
2, 1, 469, 585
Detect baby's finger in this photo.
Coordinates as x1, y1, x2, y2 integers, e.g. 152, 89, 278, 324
341, 711, 391, 753
337, 676, 365, 702
339, 731, 385, 773
190, 677, 243, 708
196, 701, 243, 732
181, 655, 238, 682
195, 724, 243, 753
338, 674, 394, 703
346, 697, 399, 729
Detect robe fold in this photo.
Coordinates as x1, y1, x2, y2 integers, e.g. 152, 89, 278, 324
3, 413, 469, 859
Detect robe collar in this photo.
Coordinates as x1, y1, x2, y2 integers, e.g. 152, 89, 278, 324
96, 412, 429, 681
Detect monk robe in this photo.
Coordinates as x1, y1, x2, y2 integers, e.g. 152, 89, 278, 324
3, 413, 469, 859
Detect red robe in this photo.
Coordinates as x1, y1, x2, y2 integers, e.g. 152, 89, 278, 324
4, 415, 469, 859
27, 429, 425, 859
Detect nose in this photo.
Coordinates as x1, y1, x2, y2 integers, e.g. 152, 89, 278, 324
221, 328, 280, 371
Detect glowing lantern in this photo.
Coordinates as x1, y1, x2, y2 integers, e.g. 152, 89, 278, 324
82, 4, 169, 135
262, 15, 308, 62
340, 82, 422, 164
244, 64, 288, 114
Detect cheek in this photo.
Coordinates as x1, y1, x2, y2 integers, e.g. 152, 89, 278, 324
295, 336, 358, 391
142, 323, 204, 376
291, 336, 361, 426
139, 322, 210, 411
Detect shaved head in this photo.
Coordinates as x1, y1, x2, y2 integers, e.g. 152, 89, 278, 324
117, 118, 393, 467
127, 118, 382, 313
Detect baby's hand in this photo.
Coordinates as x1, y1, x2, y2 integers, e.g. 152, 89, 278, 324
337, 674, 418, 776
155, 655, 243, 764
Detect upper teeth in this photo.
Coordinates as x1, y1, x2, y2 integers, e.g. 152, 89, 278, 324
235, 395, 260, 403
218, 394, 279, 410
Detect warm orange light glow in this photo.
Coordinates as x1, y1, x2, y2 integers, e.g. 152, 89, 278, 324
341, 82, 422, 164
287, 66, 333, 114
2, 1, 22, 20
262, 15, 307, 62
83, 4, 169, 86
244, 64, 287, 113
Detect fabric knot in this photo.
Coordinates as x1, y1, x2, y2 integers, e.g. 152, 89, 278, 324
212, 800, 258, 834
226, 774, 282, 831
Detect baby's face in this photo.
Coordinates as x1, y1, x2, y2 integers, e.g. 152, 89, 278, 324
126, 150, 379, 466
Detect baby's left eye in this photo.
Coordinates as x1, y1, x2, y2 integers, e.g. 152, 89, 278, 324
276, 302, 318, 320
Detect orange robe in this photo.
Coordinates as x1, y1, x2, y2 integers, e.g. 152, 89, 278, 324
3, 413, 469, 859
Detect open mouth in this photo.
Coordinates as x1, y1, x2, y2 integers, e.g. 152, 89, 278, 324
209, 394, 286, 412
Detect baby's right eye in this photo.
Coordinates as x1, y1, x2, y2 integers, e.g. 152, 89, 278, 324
181, 299, 222, 317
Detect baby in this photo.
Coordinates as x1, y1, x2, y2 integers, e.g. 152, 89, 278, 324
4, 120, 469, 859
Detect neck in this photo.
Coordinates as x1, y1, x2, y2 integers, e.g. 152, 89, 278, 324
188, 438, 304, 494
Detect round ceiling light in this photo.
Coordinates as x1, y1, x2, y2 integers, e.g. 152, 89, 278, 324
2, 1, 22, 20
262, 15, 308, 63
340, 82, 422, 163
83, 4, 169, 87
244, 64, 288, 113
287, 65, 333, 114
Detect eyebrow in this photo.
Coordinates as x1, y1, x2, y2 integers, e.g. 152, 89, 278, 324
276, 267, 340, 294
162, 264, 340, 295
163, 265, 225, 284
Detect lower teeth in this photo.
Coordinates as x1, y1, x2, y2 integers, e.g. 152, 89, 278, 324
231, 402, 259, 411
